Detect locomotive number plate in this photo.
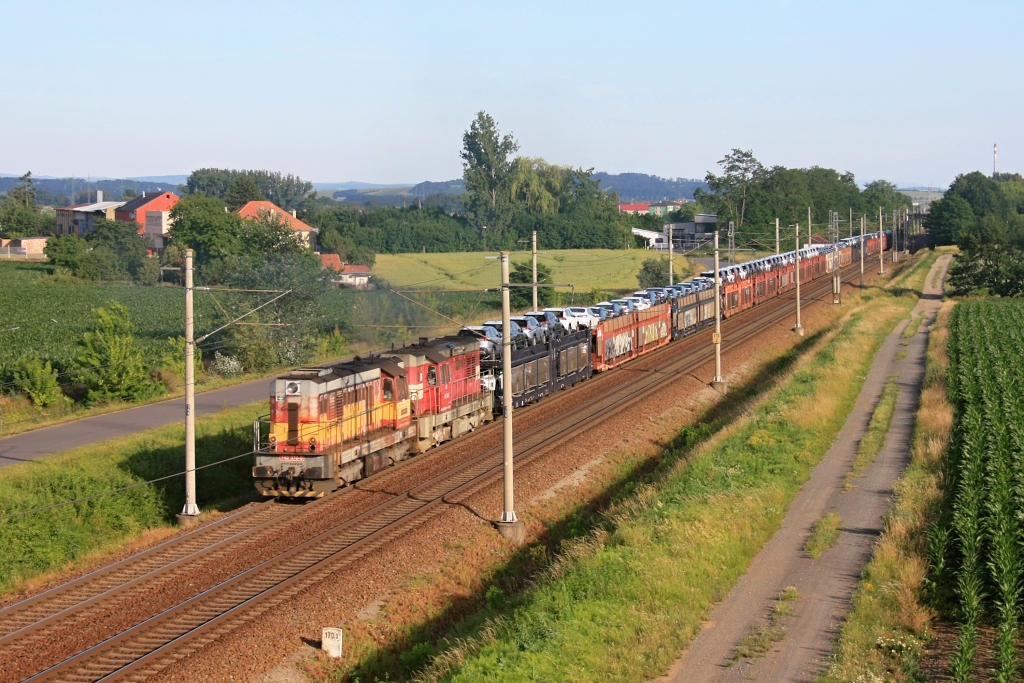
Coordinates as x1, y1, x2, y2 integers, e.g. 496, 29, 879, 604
279, 455, 305, 462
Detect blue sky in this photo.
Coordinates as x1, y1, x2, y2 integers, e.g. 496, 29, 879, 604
1, 1, 1020, 187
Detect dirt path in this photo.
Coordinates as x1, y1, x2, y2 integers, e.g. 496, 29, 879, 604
656, 254, 953, 683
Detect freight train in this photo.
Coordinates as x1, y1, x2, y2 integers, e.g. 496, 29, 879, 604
253, 233, 889, 498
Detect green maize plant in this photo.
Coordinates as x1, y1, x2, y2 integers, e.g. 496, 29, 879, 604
942, 301, 1024, 682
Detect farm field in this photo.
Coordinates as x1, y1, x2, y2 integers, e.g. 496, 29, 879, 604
938, 298, 1024, 681
0, 261, 223, 376
373, 248, 690, 292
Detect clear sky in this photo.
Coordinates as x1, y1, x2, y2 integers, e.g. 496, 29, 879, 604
1, 1, 1019, 187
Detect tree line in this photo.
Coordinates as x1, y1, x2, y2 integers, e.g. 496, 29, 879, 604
927, 171, 1024, 297
693, 149, 912, 247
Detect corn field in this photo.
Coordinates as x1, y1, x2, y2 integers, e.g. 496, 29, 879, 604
938, 300, 1024, 682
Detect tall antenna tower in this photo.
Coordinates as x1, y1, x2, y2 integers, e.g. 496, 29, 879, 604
994, 143, 999, 178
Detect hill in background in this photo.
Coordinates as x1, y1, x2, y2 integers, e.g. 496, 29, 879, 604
326, 173, 706, 207
592, 172, 707, 202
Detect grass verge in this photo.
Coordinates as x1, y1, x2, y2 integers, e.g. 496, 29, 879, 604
806, 513, 843, 560
0, 400, 264, 595
847, 378, 900, 485
322, 274, 917, 683
818, 300, 955, 683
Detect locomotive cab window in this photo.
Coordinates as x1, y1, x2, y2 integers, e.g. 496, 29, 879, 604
397, 376, 408, 399
383, 378, 394, 401
427, 366, 437, 386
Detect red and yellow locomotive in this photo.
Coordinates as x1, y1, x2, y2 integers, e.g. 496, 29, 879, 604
253, 336, 492, 498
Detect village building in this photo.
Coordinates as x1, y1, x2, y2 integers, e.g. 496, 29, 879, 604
54, 191, 125, 236
236, 200, 317, 247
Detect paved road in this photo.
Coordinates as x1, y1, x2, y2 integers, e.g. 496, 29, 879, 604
657, 254, 952, 682
0, 378, 272, 468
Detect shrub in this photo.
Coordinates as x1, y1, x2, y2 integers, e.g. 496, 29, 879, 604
12, 354, 65, 407
212, 352, 244, 377
76, 302, 161, 404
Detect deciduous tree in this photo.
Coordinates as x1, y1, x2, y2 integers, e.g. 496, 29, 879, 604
76, 302, 159, 404
637, 257, 670, 288
461, 111, 519, 231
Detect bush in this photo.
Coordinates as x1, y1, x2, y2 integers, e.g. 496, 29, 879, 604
212, 352, 244, 377
76, 302, 161, 404
637, 257, 670, 288
12, 354, 65, 407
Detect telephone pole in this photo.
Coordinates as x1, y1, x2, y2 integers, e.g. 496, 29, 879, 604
849, 207, 853, 238
794, 224, 804, 337
775, 217, 780, 254
668, 227, 674, 286
727, 221, 735, 266
496, 251, 524, 544
531, 230, 538, 310
712, 231, 726, 394
878, 207, 885, 275
892, 210, 899, 263
860, 216, 865, 288
807, 206, 812, 247
178, 249, 200, 527
834, 213, 842, 305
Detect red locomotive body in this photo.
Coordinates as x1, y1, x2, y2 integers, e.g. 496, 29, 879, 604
390, 337, 492, 452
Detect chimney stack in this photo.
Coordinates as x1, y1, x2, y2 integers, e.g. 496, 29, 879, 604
291, 209, 297, 218
96, 190, 103, 203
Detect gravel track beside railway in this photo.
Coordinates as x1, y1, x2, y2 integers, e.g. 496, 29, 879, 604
1, 266, 871, 683
658, 255, 951, 683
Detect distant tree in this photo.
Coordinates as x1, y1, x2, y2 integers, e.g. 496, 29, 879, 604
637, 257, 670, 288
185, 168, 313, 211
948, 214, 1024, 297
319, 229, 376, 267
45, 234, 88, 271
926, 194, 975, 246
7, 172, 36, 207
509, 261, 553, 309
947, 171, 1007, 218
86, 219, 149, 279
461, 111, 519, 230
168, 194, 247, 262
696, 149, 765, 229
860, 180, 912, 216
0, 171, 44, 237
226, 175, 265, 210
121, 188, 138, 199
666, 204, 698, 223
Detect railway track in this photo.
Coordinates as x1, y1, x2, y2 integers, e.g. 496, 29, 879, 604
3, 266, 867, 683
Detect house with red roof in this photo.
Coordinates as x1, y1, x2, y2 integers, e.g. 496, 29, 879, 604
114, 191, 180, 249
618, 202, 651, 215
236, 200, 317, 247
319, 253, 372, 289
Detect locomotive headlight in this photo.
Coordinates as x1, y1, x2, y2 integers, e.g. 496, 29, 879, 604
286, 382, 300, 395
309, 437, 317, 452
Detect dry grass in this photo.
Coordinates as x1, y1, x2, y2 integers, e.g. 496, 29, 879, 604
819, 300, 955, 683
